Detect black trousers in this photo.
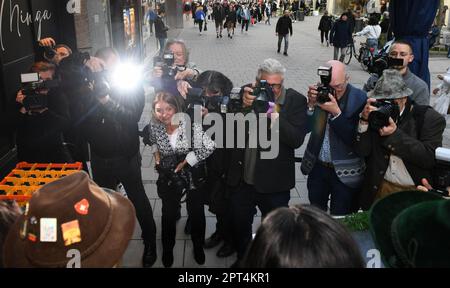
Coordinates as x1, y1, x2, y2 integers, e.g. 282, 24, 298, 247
91, 152, 157, 247
230, 183, 290, 259
157, 180, 205, 251
320, 30, 330, 43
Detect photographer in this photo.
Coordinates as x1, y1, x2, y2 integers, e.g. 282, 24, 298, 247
77, 48, 158, 268
15, 62, 73, 163
228, 58, 307, 263
151, 39, 201, 99
301, 60, 367, 216
143, 92, 215, 267
194, 70, 236, 258
356, 69, 446, 210
365, 40, 430, 105
36, 37, 72, 66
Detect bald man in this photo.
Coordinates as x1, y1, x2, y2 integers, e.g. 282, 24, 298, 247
301, 60, 367, 215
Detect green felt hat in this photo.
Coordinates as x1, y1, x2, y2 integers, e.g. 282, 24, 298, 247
369, 191, 450, 268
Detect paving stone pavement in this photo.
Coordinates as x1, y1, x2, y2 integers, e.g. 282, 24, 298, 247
121, 14, 450, 268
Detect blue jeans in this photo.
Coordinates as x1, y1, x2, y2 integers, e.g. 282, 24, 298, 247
158, 38, 166, 56
366, 38, 378, 56
307, 162, 360, 216
230, 183, 290, 259
278, 34, 289, 53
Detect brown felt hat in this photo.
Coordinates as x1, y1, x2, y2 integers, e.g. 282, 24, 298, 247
2, 171, 136, 268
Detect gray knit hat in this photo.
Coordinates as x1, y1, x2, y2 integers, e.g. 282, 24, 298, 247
369, 69, 413, 100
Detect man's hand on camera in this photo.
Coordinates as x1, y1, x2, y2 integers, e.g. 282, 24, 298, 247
152, 66, 163, 78
307, 85, 318, 109
361, 98, 377, 121
38, 37, 56, 47
175, 68, 197, 81
379, 117, 397, 137
318, 94, 341, 117
16, 90, 25, 105
85, 57, 105, 73
243, 86, 256, 108
177, 80, 192, 99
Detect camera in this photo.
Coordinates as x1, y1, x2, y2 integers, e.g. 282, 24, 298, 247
43, 46, 57, 60
368, 100, 400, 131
186, 87, 206, 108
316, 66, 335, 104
204, 87, 243, 114
154, 52, 177, 78
431, 148, 450, 197
89, 70, 111, 99
155, 164, 188, 193
20, 73, 59, 111
252, 80, 275, 114
370, 56, 404, 77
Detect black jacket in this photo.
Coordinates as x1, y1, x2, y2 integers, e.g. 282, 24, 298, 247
155, 15, 168, 39
330, 19, 352, 48
276, 16, 293, 36
16, 88, 71, 163
226, 88, 307, 194
319, 15, 333, 31
82, 86, 145, 159
355, 102, 446, 209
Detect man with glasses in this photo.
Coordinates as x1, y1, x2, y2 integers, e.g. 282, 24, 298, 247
301, 60, 367, 215
228, 58, 307, 266
388, 40, 430, 105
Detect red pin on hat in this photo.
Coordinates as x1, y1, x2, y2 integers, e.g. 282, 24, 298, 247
74, 199, 90, 215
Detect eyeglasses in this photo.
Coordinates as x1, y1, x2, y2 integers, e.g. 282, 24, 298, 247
267, 83, 282, 90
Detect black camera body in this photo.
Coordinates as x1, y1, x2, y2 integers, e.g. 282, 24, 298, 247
370, 56, 404, 77
154, 52, 177, 78
368, 100, 400, 131
89, 70, 111, 99
317, 66, 335, 104
21, 73, 59, 111
156, 164, 188, 193
205, 87, 243, 114
252, 80, 275, 114
43, 46, 57, 60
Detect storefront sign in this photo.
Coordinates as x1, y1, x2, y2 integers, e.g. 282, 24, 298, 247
0, 0, 52, 51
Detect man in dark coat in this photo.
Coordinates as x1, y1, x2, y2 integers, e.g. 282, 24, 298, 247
154, 9, 168, 56
330, 13, 352, 62
356, 69, 446, 210
227, 58, 307, 264
276, 10, 293, 56
319, 10, 333, 46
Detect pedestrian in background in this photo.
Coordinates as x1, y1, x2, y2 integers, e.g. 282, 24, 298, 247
318, 10, 333, 47
276, 10, 293, 56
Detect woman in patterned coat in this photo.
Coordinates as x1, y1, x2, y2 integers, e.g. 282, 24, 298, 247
143, 92, 215, 267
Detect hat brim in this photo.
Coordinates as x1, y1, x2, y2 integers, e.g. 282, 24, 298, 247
3, 190, 136, 268
369, 191, 442, 267
368, 87, 414, 100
